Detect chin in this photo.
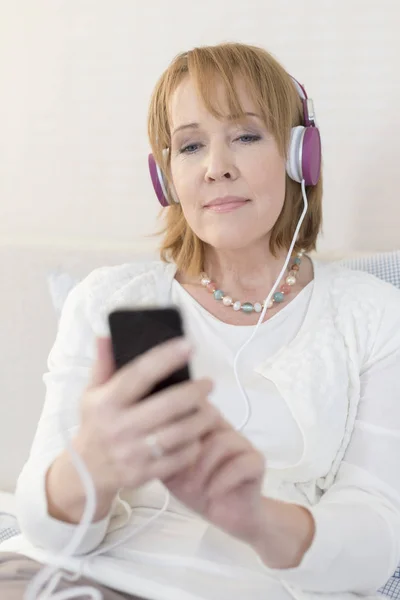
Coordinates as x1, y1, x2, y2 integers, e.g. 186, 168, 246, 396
200, 230, 256, 252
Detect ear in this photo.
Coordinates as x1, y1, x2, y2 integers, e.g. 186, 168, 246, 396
162, 148, 180, 204
169, 181, 180, 204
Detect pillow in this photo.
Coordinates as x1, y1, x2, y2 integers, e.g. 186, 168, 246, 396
339, 250, 400, 289
0, 513, 19, 546
379, 567, 400, 597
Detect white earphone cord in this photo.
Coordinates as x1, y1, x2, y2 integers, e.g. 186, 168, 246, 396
24, 181, 308, 600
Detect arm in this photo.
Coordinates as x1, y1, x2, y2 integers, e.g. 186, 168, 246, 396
16, 277, 116, 555
255, 296, 400, 594
45, 437, 117, 525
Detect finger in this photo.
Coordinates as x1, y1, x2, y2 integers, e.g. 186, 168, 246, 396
88, 337, 116, 388
151, 403, 220, 453
207, 452, 265, 499
123, 378, 214, 435
149, 440, 202, 481
195, 431, 250, 486
104, 337, 192, 406
214, 415, 234, 431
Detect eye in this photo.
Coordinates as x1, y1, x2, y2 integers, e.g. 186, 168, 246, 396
179, 142, 203, 154
236, 134, 261, 144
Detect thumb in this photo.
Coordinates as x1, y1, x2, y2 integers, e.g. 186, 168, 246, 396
88, 336, 116, 388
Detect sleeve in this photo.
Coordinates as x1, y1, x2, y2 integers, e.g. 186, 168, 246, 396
15, 274, 113, 555
267, 282, 400, 595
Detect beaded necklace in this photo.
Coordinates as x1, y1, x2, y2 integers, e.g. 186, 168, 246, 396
200, 251, 304, 314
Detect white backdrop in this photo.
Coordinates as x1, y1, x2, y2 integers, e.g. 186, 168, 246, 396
1, 0, 400, 255
0, 0, 400, 491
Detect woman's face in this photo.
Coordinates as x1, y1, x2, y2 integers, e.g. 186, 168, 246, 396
169, 76, 287, 251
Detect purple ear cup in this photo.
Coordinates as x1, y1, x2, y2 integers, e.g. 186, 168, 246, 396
289, 77, 321, 186
302, 127, 321, 186
148, 153, 169, 207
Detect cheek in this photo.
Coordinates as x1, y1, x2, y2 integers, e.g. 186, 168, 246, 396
171, 161, 195, 199
247, 155, 286, 203
171, 162, 203, 217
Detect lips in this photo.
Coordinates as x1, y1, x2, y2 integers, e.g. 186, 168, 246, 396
204, 196, 250, 213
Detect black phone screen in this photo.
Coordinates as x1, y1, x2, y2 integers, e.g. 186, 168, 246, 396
108, 307, 190, 399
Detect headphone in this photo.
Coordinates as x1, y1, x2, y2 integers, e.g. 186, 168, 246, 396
148, 76, 321, 207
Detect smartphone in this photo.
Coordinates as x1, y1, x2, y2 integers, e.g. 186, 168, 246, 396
108, 307, 191, 399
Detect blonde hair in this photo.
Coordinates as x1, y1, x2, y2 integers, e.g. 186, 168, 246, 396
147, 42, 323, 275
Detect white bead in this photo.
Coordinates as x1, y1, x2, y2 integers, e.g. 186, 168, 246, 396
222, 295, 233, 306
267, 299, 274, 308
233, 301, 241, 311
201, 277, 211, 286
254, 302, 262, 313
286, 275, 296, 286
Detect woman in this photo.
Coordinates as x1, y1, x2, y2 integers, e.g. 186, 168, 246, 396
1, 42, 400, 600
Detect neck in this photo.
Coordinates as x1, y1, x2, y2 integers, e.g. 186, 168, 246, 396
202, 240, 292, 300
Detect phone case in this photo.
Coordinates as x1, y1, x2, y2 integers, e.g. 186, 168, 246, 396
108, 307, 191, 399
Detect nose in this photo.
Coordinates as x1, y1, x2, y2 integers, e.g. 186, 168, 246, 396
204, 144, 239, 183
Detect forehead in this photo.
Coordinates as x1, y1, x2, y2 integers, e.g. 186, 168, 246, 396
169, 75, 257, 128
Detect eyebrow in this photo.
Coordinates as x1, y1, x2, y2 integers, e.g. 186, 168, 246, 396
171, 112, 262, 136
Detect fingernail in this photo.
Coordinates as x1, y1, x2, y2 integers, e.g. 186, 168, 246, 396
175, 338, 192, 355
205, 378, 214, 392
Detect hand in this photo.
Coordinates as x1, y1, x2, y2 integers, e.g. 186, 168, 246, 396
161, 418, 315, 569
74, 336, 219, 496
162, 416, 266, 546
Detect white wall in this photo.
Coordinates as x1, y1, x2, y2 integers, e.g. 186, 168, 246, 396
1, 0, 400, 255
0, 0, 400, 492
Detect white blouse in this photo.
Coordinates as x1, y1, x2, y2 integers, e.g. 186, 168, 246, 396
2, 258, 400, 600
171, 278, 314, 467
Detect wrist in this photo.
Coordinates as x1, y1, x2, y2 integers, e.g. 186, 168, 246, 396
45, 434, 118, 524
73, 432, 119, 498
250, 498, 315, 569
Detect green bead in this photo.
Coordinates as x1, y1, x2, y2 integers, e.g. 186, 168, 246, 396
214, 289, 224, 301
273, 292, 285, 303
294, 257, 301, 265
241, 302, 254, 313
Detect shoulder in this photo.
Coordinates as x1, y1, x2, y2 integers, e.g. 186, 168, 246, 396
82, 259, 174, 299
314, 259, 400, 364
62, 260, 177, 336
315, 259, 400, 308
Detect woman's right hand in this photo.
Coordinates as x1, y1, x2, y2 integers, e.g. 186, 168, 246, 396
73, 336, 217, 498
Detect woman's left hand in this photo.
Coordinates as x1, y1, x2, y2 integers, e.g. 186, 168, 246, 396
162, 414, 267, 546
